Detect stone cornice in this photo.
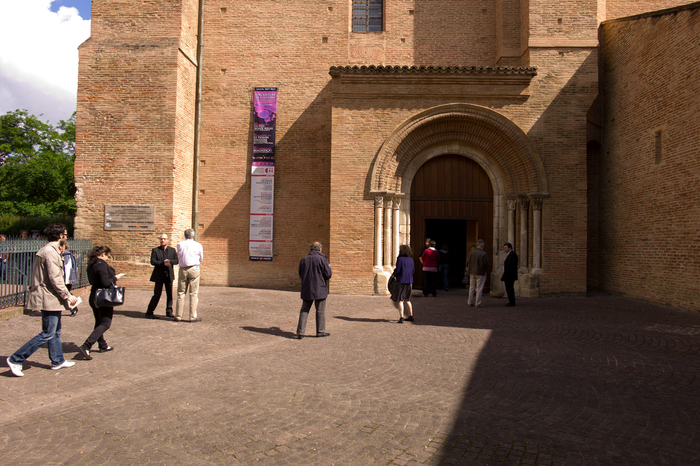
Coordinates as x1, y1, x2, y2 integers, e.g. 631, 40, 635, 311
330, 65, 537, 99
329, 65, 538, 77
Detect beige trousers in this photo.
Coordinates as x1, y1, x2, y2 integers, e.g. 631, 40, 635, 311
468, 274, 486, 306
175, 266, 200, 321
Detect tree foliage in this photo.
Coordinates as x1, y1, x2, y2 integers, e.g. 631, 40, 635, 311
0, 110, 76, 216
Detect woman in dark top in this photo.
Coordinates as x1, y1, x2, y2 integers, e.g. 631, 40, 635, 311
78, 246, 119, 360
390, 244, 415, 323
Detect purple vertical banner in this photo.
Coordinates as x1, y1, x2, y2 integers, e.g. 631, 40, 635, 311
249, 87, 277, 261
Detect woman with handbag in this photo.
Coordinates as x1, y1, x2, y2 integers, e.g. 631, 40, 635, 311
78, 246, 119, 360
390, 244, 415, 323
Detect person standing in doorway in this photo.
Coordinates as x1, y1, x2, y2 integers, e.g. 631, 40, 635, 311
6, 224, 78, 376
439, 243, 450, 291
175, 228, 204, 322
420, 240, 440, 297
294, 241, 332, 339
501, 243, 519, 307
145, 234, 179, 319
419, 237, 430, 258
467, 239, 490, 307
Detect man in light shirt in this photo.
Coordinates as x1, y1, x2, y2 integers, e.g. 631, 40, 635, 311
175, 228, 204, 322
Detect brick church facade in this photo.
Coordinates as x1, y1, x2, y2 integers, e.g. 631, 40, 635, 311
75, 1, 700, 311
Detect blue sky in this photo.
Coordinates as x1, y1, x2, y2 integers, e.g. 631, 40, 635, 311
50, 0, 91, 20
0, 1, 91, 124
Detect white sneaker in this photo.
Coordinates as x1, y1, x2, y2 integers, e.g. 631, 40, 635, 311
51, 361, 76, 371
7, 359, 24, 377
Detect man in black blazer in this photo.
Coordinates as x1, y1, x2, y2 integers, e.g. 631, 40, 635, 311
500, 243, 518, 307
146, 234, 179, 319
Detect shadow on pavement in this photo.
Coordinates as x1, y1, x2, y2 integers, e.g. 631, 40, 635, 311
241, 326, 296, 339
334, 316, 393, 323
403, 289, 700, 464
113, 309, 149, 319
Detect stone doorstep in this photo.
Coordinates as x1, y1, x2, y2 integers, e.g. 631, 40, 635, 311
0, 286, 90, 321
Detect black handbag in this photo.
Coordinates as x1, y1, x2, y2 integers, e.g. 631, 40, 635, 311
387, 275, 397, 293
95, 285, 125, 307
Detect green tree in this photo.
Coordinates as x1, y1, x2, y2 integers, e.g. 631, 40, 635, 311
0, 110, 76, 216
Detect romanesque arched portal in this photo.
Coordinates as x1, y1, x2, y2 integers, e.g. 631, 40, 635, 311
369, 103, 548, 295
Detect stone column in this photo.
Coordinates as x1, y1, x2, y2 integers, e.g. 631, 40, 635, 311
392, 198, 401, 266
506, 198, 517, 248
374, 196, 383, 270
384, 198, 393, 270
519, 196, 529, 269
531, 197, 543, 272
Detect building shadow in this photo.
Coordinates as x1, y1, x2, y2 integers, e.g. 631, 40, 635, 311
406, 287, 700, 463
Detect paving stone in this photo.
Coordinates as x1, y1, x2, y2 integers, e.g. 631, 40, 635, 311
1, 288, 700, 464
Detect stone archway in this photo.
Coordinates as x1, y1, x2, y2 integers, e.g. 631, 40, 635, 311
369, 103, 548, 296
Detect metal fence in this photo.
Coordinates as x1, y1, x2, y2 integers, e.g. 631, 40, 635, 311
0, 237, 93, 310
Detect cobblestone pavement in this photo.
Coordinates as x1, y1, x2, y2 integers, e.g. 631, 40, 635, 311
1, 287, 699, 465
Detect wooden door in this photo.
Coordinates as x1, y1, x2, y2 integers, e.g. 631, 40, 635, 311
411, 154, 493, 290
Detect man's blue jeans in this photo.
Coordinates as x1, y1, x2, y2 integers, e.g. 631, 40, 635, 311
9, 311, 65, 367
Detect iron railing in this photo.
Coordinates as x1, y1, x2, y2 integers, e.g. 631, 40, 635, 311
0, 237, 93, 310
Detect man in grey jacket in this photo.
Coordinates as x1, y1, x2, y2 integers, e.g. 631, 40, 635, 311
467, 239, 490, 307
294, 242, 332, 339
6, 224, 79, 376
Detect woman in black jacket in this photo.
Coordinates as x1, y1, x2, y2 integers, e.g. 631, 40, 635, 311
78, 246, 119, 360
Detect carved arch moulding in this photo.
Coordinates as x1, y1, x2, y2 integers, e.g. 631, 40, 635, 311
369, 103, 549, 199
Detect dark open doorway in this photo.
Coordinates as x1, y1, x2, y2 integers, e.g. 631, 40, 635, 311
410, 154, 494, 292
426, 219, 467, 290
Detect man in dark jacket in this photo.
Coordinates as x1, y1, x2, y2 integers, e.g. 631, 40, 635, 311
295, 241, 332, 339
500, 243, 518, 307
145, 234, 179, 319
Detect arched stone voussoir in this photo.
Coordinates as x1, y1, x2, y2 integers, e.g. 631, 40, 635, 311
370, 103, 547, 196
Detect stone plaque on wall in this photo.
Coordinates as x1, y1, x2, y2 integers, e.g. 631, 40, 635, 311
104, 205, 155, 231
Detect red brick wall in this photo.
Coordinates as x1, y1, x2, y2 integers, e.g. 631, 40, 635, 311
79, 0, 689, 298
76, 0, 601, 295
75, 0, 199, 289
599, 3, 700, 311
605, 1, 697, 20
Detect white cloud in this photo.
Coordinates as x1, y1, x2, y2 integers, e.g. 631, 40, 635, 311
0, 1, 90, 124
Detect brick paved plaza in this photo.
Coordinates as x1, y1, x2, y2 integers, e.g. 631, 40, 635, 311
1, 288, 699, 465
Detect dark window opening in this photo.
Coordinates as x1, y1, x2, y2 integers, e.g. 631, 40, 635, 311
353, 0, 383, 32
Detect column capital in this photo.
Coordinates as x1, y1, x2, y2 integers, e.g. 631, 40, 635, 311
507, 199, 517, 211
530, 197, 544, 211
518, 195, 529, 210
374, 196, 384, 207
385, 197, 393, 209
392, 197, 401, 209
